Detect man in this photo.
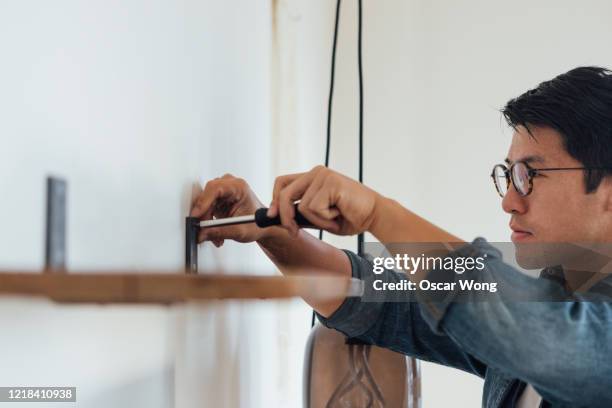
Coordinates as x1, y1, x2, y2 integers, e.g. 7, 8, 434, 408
191, 66, 612, 407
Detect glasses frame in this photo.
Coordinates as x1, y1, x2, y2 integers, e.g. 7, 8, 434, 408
490, 161, 612, 198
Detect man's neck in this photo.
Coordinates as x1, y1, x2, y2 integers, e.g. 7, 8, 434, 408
562, 249, 612, 292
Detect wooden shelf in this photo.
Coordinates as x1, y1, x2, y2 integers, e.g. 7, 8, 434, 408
0, 270, 353, 305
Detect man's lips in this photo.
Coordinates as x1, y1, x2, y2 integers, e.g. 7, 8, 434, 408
510, 223, 533, 241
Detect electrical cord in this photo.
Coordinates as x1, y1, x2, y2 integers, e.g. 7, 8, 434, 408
311, 0, 342, 328
325, 0, 342, 171
310, 0, 364, 319
309, 4, 403, 406
357, 0, 364, 256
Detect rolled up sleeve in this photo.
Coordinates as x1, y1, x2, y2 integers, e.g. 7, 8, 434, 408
316, 247, 488, 377
316, 249, 390, 338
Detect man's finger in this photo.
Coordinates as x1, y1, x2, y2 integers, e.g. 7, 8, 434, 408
297, 201, 340, 233
278, 171, 319, 235
309, 188, 341, 220
191, 180, 239, 219
190, 181, 222, 218
269, 172, 304, 217
198, 226, 239, 243
297, 171, 327, 225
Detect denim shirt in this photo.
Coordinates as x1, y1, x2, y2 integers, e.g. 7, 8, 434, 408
317, 238, 612, 408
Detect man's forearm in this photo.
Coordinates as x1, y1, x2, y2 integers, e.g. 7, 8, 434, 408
370, 196, 463, 243
368, 195, 465, 284
256, 227, 351, 317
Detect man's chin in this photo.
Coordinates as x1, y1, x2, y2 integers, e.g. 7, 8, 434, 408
513, 241, 581, 270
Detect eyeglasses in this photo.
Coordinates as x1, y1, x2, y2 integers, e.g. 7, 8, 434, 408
490, 161, 612, 197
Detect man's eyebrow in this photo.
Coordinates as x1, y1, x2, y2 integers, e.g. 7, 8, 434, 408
504, 155, 546, 165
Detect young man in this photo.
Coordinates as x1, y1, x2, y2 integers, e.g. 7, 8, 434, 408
191, 66, 612, 407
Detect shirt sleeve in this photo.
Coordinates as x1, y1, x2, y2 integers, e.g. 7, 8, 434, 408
316, 248, 487, 378
413, 238, 612, 407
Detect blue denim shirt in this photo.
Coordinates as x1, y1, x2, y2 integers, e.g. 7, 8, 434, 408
317, 238, 612, 408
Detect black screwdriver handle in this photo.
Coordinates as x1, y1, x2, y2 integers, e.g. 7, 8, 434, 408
254, 204, 315, 228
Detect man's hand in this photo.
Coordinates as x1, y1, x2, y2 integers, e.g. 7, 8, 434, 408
190, 174, 268, 247
267, 166, 382, 237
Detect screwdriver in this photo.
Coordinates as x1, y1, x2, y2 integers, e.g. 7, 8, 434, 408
198, 203, 316, 229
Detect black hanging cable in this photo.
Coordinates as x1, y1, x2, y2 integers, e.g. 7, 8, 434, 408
324, 0, 342, 172
357, 0, 364, 256
311, 0, 342, 328
310, 4, 383, 404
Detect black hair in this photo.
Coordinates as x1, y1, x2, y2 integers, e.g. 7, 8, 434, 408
502, 66, 612, 193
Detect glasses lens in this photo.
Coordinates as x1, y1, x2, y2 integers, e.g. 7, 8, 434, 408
492, 165, 508, 197
511, 162, 530, 195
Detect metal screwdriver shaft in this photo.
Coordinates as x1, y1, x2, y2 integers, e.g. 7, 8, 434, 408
199, 204, 315, 229
199, 214, 256, 228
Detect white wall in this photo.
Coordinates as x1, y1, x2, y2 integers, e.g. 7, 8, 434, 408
319, 0, 612, 406
0, 1, 311, 407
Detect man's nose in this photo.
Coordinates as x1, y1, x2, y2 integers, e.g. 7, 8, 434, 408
501, 183, 527, 215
